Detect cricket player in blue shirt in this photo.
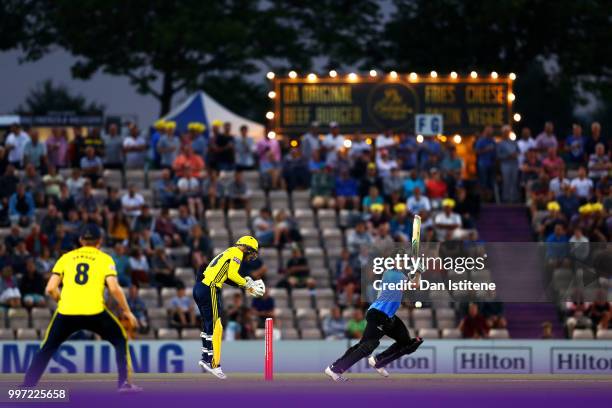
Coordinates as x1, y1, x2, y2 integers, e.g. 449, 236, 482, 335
325, 268, 423, 381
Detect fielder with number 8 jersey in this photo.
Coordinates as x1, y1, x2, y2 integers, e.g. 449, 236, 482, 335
21, 224, 141, 393
193, 235, 265, 379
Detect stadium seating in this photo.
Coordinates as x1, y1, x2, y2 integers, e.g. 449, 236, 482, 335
572, 329, 595, 340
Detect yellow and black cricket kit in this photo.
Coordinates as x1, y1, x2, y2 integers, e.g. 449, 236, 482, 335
193, 246, 247, 368
23, 242, 132, 387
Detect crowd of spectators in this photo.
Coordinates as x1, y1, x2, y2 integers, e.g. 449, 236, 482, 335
0, 117, 497, 340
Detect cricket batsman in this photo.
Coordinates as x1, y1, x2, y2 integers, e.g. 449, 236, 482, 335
21, 224, 141, 392
325, 216, 424, 381
193, 235, 265, 379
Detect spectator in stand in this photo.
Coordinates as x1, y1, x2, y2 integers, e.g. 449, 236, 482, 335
535, 121, 558, 156
157, 121, 181, 169
565, 294, 592, 335
70, 127, 87, 167
187, 224, 212, 270
557, 183, 580, 220
336, 254, 359, 306
253, 207, 276, 247
569, 226, 590, 261
154, 169, 178, 208
76, 182, 97, 214
564, 124, 586, 169
85, 127, 104, 156
5, 123, 30, 168
0, 266, 21, 307
132, 204, 154, 234
170, 283, 197, 328
301, 122, 321, 162
585, 121, 606, 156
155, 207, 181, 246
587, 290, 611, 330
129, 247, 151, 286
375, 129, 397, 155
367, 203, 389, 229
177, 173, 203, 218
403, 169, 426, 198
42, 165, 63, 200
528, 169, 552, 216
66, 168, 86, 198
311, 164, 335, 209
22, 164, 45, 205
346, 308, 366, 339
111, 243, 131, 286
35, 246, 54, 275
474, 125, 496, 201
235, 125, 255, 170
434, 198, 462, 241
127, 285, 149, 335
538, 201, 566, 240
542, 147, 565, 178
151, 247, 175, 287
173, 145, 205, 179
9, 184, 35, 226
481, 292, 507, 329
346, 220, 373, 256
23, 129, 47, 170
393, 132, 417, 170
425, 168, 447, 206
361, 186, 384, 211
323, 306, 347, 339
454, 185, 480, 228
80, 146, 104, 187
282, 148, 310, 191
251, 291, 275, 328
256, 133, 282, 189
407, 186, 431, 218
549, 167, 571, 197
571, 166, 593, 201
335, 169, 360, 210
497, 125, 520, 203
121, 185, 145, 218
107, 211, 130, 245
173, 205, 198, 242
201, 169, 225, 210
208, 120, 235, 171
321, 122, 345, 166
375, 149, 397, 178
383, 167, 404, 200
40, 204, 62, 241
101, 123, 124, 169
122, 125, 147, 169
440, 145, 463, 196
282, 245, 314, 289
0, 165, 19, 203
46, 127, 69, 168
420, 135, 443, 170
4, 225, 22, 251
19, 259, 47, 308
517, 127, 536, 166
188, 122, 208, 159
359, 162, 383, 198
459, 303, 489, 339
390, 203, 412, 242
545, 223, 569, 267
103, 187, 122, 215
227, 170, 251, 213
226, 293, 248, 339
25, 224, 47, 256
588, 143, 611, 181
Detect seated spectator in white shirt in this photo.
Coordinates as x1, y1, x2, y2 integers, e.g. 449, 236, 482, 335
570, 166, 593, 200
434, 198, 462, 240
322, 122, 345, 164
169, 284, 197, 328
375, 149, 398, 178
375, 129, 397, 154
406, 186, 431, 216
121, 185, 145, 218
322, 306, 347, 340
549, 167, 571, 197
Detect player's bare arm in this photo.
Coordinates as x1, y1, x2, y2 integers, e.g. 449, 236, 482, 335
106, 275, 138, 329
45, 273, 62, 302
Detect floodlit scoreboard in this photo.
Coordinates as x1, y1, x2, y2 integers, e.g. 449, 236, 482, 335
267, 71, 516, 138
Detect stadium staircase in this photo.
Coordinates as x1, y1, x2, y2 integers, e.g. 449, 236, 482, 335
476, 204, 564, 338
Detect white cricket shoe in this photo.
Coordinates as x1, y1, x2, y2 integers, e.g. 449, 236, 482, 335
117, 382, 143, 393
199, 360, 228, 379
324, 366, 349, 382
368, 356, 389, 378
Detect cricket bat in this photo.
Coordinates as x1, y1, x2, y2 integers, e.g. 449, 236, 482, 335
411, 215, 423, 276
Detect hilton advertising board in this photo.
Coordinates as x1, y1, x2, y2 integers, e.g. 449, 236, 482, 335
272, 76, 513, 136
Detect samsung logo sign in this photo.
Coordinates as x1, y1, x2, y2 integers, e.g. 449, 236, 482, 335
552, 349, 612, 373
454, 347, 531, 373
